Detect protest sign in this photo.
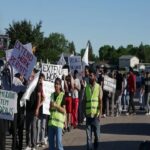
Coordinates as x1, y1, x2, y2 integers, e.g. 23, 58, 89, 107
0, 90, 17, 120
20, 71, 40, 107
42, 63, 62, 82
42, 81, 54, 115
8, 41, 37, 79
103, 76, 116, 93
68, 56, 82, 77
5, 43, 32, 61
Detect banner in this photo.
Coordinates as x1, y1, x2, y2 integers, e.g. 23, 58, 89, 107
20, 72, 40, 107
0, 90, 18, 120
82, 42, 89, 67
8, 41, 37, 79
103, 76, 116, 93
68, 56, 82, 75
42, 63, 62, 82
42, 81, 54, 115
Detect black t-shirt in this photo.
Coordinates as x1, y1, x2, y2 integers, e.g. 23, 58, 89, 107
26, 85, 38, 112
53, 92, 66, 106
116, 73, 123, 90
98, 74, 104, 86
145, 77, 150, 93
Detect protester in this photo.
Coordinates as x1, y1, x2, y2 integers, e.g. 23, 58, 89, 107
145, 72, 150, 115
84, 68, 103, 150
122, 73, 128, 111
35, 73, 47, 148
139, 84, 145, 110
126, 67, 136, 115
79, 66, 90, 125
25, 69, 39, 150
48, 78, 66, 150
64, 74, 74, 131
102, 67, 109, 117
72, 70, 81, 128
11, 73, 26, 150
115, 69, 123, 116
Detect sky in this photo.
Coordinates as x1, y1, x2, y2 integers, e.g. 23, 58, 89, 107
0, 0, 150, 55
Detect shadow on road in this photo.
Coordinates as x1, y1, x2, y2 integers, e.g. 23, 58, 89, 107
101, 123, 150, 136
64, 141, 142, 150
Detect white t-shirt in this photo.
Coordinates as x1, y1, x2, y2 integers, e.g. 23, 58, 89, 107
73, 78, 81, 99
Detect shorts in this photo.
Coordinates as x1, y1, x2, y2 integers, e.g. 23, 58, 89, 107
65, 96, 72, 113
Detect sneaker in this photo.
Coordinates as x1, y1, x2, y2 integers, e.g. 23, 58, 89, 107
41, 144, 46, 148
36, 143, 40, 147
145, 112, 150, 115
44, 137, 48, 145
25, 146, 32, 150
102, 114, 106, 118
125, 112, 129, 116
67, 126, 71, 132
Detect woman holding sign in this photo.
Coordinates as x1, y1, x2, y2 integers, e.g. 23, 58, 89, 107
48, 78, 66, 150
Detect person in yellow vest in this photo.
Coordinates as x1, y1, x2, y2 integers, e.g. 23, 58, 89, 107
85, 68, 103, 150
48, 78, 66, 150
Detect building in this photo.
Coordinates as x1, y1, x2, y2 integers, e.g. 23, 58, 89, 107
119, 55, 139, 68
0, 35, 10, 50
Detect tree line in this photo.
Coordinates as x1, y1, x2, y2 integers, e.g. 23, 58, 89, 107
2, 20, 150, 64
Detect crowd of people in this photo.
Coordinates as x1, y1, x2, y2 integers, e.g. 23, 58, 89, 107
0, 62, 150, 150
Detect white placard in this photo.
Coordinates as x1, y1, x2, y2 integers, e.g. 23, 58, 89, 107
0, 90, 18, 120
42, 63, 62, 82
42, 81, 54, 115
103, 76, 116, 93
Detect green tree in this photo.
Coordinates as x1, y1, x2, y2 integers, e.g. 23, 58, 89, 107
80, 48, 85, 58
88, 40, 95, 61
5, 20, 44, 49
37, 33, 71, 62
99, 45, 114, 61
68, 41, 76, 55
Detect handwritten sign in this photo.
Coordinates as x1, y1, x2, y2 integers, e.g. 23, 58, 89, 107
42, 63, 62, 82
103, 76, 116, 93
8, 41, 37, 79
0, 90, 18, 120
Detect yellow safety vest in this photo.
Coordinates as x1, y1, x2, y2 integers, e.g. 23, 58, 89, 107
49, 92, 65, 129
85, 83, 100, 117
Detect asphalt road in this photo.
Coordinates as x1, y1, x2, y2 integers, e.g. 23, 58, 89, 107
5, 108, 150, 150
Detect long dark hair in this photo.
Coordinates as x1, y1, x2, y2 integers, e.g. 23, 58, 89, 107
55, 78, 62, 91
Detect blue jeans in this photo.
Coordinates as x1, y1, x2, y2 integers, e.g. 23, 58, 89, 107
48, 126, 63, 150
86, 117, 100, 150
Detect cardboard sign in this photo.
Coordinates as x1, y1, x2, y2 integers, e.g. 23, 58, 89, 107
68, 56, 82, 75
0, 90, 18, 120
42, 81, 54, 115
42, 63, 62, 82
8, 41, 37, 79
103, 76, 116, 93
